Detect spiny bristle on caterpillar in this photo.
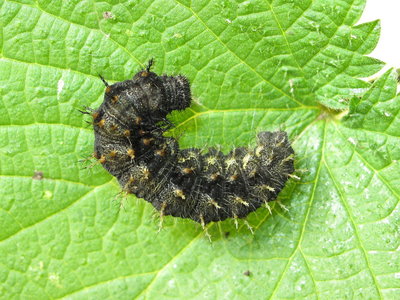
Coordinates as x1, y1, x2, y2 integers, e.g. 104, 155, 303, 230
88, 60, 295, 230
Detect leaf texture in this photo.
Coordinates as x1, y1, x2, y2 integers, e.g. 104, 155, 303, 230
0, 0, 399, 299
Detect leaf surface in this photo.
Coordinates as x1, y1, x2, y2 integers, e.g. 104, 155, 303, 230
0, 0, 399, 299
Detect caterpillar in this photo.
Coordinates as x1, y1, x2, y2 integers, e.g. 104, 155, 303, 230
86, 60, 295, 230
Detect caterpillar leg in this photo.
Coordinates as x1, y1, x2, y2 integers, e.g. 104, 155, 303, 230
157, 202, 167, 233
288, 173, 301, 180
277, 200, 289, 212
233, 214, 239, 230
80, 153, 103, 169
244, 220, 254, 234
264, 201, 272, 214
113, 190, 128, 210
200, 214, 212, 243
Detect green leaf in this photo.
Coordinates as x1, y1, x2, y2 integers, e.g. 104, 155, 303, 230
0, 0, 399, 299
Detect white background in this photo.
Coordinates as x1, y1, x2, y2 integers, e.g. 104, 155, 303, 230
360, 0, 400, 68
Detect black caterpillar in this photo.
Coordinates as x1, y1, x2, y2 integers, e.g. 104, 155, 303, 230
86, 60, 295, 229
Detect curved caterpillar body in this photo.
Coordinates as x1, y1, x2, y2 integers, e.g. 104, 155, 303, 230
90, 61, 295, 225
